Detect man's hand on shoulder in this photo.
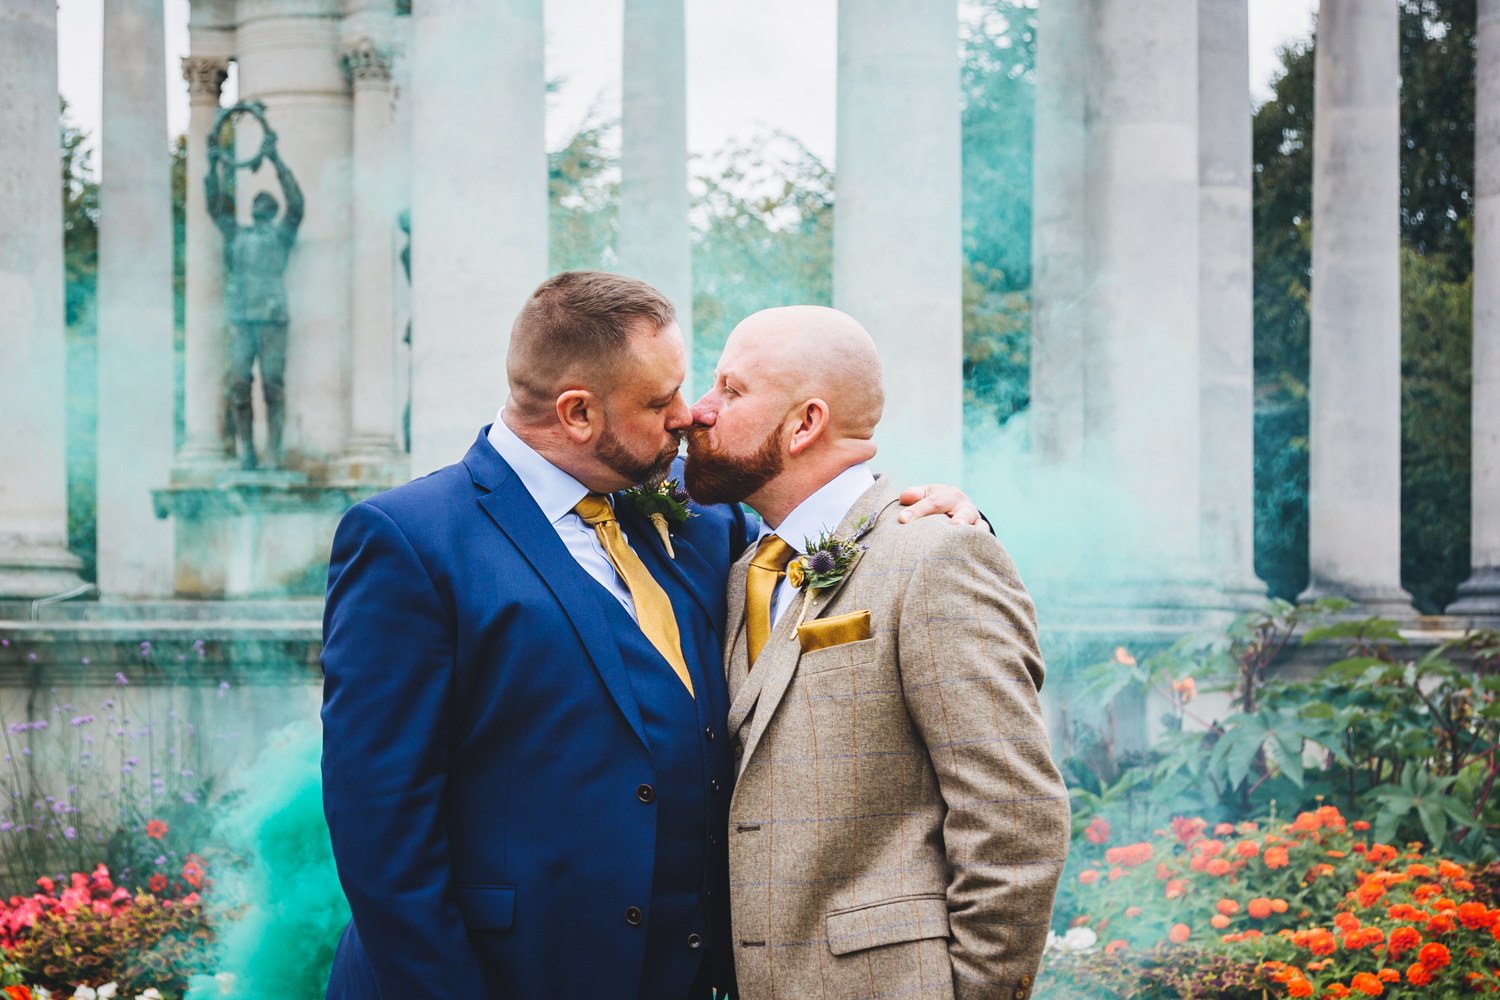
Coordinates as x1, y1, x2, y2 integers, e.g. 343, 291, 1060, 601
897, 484, 989, 530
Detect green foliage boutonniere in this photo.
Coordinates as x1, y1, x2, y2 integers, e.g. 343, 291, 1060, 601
787, 522, 867, 629
620, 478, 694, 558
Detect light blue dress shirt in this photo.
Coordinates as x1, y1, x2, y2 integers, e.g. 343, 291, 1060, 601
487, 411, 637, 620
755, 462, 875, 628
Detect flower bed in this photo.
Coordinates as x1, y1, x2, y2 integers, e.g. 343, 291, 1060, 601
1047, 804, 1500, 997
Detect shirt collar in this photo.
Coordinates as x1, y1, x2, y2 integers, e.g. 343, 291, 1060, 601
487, 409, 592, 525
757, 462, 876, 554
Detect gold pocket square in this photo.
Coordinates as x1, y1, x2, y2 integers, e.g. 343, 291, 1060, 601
797, 610, 872, 653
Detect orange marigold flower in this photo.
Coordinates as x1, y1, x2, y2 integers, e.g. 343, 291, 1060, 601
1365, 844, 1398, 865
1387, 926, 1421, 959
1108, 867, 1124, 881
1079, 870, 1100, 885
1169, 923, 1190, 944
1156, 862, 1171, 880
1218, 899, 1241, 916
1350, 972, 1383, 996
1376, 969, 1400, 983
1264, 846, 1290, 870
1244, 929, 1263, 939
1353, 820, 1372, 831
1426, 914, 1456, 934
1415, 884, 1441, 903
1211, 914, 1231, 929
1172, 816, 1208, 846
1318, 805, 1347, 832
1222, 932, 1242, 943
1406, 864, 1433, 878
2, 987, 31, 1000
1406, 962, 1433, 986
1306, 929, 1338, 957
1459, 901, 1496, 930
1194, 839, 1226, 858
1433, 896, 1458, 912
1215, 822, 1236, 836
1327, 850, 1347, 858
1240, 821, 1260, 833
1335, 912, 1362, 933
1306, 961, 1332, 972
1165, 878, 1190, 900
1355, 880, 1387, 907
1206, 858, 1232, 877
1070, 915, 1090, 927
1454, 879, 1474, 892
1324, 984, 1351, 998
1287, 978, 1313, 998
1084, 815, 1111, 845
1272, 898, 1289, 913
1388, 903, 1421, 921
1105, 842, 1155, 868
1314, 863, 1336, 878
1125, 906, 1142, 918
1417, 942, 1451, 970
1249, 898, 1273, 920
1438, 860, 1465, 879
1105, 939, 1128, 955
1237, 840, 1261, 859
145, 818, 168, 840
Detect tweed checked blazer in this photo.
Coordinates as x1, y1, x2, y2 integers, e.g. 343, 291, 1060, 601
724, 476, 1069, 1000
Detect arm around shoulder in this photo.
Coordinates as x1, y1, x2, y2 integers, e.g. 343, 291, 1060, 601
894, 524, 1070, 1000
321, 501, 488, 998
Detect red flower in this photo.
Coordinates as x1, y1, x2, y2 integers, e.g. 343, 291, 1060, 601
1084, 816, 1110, 845
1248, 898, 1273, 920
1353, 820, 1371, 831
3, 986, 31, 1000
1458, 901, 1495, 930
1365, 843, 1398, 865
1387, 926, 1421, 959
1104, 842, 1154, 868
1437, 859, 1465, 879
1264, 846, 1290, 869
1376, 969, 1400, 983
1286, 979, 1313, 998
1272, 898, 1289, 913
1211, 914, 1231, 929
1237, 840, 1260, 859
1206, 858, 1232, 877
1406, 962, 1432, 985
146, 819, 168, 839
1217, 899, 1240, 917
1165, 878, 1189, 900
149, 873, 166, 893
182, 860, 205, 889
1078, 869, 1099, 885
1171, 816, 1208, 846
1168, 923, 1190, 944
1417, 941, 1451, 970
1350, 972, 1383, 996
1324, 984, 1350, 998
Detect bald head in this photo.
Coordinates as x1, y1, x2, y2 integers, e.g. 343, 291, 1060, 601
720, 306, 884, 439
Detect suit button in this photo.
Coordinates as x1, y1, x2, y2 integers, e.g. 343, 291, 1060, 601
734, 742, 744, 758
1020, 977, 1031, 987
705, 726, 715, 741
711, 779, 720, 793
688, 933, 702, 949
1014, 991, 1026, 1000
637, 783, 655, 803
625, 906, 643, 926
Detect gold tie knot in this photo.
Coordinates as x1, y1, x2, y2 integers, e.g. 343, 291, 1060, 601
573, 493, 616, 526
751, 534, 797, 574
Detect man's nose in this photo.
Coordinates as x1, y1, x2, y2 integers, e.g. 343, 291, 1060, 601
689, 395, 717, 426
664, 393, 692, 431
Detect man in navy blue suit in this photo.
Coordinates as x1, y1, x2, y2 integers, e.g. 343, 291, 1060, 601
320, 271, 980, 1000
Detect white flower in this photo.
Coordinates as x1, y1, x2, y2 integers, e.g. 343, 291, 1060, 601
32, 989, 50, 1000
134, 990, 162, 1000
71, 988, 95, 1000
215, 973, 237, 995
1061, 927, 1098, 952
97, 986, 117, 999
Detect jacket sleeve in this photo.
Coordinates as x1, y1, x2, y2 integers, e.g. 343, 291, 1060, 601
895, 524, 1070, 1000
320, 501, 490, 999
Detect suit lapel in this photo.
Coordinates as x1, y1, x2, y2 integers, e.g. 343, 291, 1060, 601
732, 477, 899, 766
614, 499, 719, 635
468, 440, 650, 751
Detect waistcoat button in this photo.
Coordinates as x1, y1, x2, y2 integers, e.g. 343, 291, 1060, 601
637, 783, 655, 803
625, 906, 643, 926
688, 933, 702, 949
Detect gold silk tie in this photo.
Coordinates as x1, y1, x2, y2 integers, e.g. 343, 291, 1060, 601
746, 535, 797, 667
574, 494, 694, 698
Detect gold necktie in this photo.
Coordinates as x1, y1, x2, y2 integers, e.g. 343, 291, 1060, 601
574, 494, 694, 698
746, 535, 797, 666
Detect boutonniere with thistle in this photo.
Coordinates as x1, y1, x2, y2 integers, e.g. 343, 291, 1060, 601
620, 478, 695, 558
787, 522, 867, 629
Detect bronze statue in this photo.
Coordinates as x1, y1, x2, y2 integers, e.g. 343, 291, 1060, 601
206, 102, 304, 471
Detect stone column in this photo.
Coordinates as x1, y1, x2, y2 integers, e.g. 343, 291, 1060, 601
1451, 0, 1500, 613
1303, 0, 1413, 615
234, 0, 354, 478
96, 0, 176, 597
619, 0, 692, 396
331, 39, 405, 485
1199, 0, 1265, 604
174, 54, 231, 480
408, 0, 547, 477
1081, 0, 1213, 599
1030, 0, 1088, 469
0, 0, 86, 598
832, 0, 962, 488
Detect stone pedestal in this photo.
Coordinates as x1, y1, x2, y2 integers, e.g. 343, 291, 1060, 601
1451, 0, 1500, 614
409, 0, 547, 477
1302, 0, 1415, 616
1198, 0, 1265, 605
832, 0, 962, 488
152, 478, 378, 598
619, 0, 692, 394
96, 0, 177, 597
0, 0, 85, 598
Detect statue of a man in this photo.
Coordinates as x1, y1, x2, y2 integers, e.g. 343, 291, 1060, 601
205, 112, 304, 471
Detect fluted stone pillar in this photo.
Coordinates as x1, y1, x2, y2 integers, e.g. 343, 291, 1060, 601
1199, 0, 1265, 604
832, 0, 962, 488
409, 0, 547, 477
619, 0, 692, 395
96, 0, 176, 597
332, 39, 405, 485
1081, 0, 1213, 599
175, 54, 231, 479
1030, 0, 1088, 469
1303, 0, 1413, 615
1453, 0, 1500, 613
0, 0, 85, 598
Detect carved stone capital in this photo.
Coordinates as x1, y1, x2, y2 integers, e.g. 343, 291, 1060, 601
181, 56, 229, 103
342, 40, 393, 85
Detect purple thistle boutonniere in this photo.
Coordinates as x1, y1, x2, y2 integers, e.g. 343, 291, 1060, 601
620, 478, 694, 558
787, 522, 867, 630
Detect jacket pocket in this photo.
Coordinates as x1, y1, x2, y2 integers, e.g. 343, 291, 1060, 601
797, 636, 879, 675
454, 884, 516, 931
825, 893, 950, 957
797, 610, 873, 653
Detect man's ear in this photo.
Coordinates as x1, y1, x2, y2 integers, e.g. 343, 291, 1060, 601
787, 398, 830, 457
556, 389, 598, 444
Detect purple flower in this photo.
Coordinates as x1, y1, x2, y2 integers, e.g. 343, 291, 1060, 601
124, 757, 140, 766
63, 827, 75, 840
1, 639, 7, 646
20, 749, 29, 758
26, 654, 35, 662
809, 550, 837, 575
154, 855, 165, 865
80, 657, 89, 665
115, 672, 129, 685
70, 715, 94, 726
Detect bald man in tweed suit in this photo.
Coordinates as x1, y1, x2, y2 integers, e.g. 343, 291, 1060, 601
682, 306, 1070, 1000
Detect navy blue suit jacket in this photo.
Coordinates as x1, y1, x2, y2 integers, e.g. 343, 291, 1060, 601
320, 431, 750, 999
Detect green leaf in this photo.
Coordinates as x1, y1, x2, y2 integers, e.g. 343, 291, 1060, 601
1300, 617, 1405, 646
1318, 657, 1388, 681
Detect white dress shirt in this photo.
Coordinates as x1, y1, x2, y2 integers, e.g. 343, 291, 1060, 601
756, 462, 875, 628
487, 411, 637, 620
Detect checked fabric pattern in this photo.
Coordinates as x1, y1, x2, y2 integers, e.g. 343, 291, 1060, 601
723, 477, 1070, 1000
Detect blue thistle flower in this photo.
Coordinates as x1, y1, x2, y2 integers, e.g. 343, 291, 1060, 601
809, 550, 837, 575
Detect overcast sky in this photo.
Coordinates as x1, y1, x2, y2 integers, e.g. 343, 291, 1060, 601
59, 0, 1319, 174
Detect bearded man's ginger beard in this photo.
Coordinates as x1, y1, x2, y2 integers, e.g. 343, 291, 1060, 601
598, 419, 681, 487
683, 423, 785, 507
